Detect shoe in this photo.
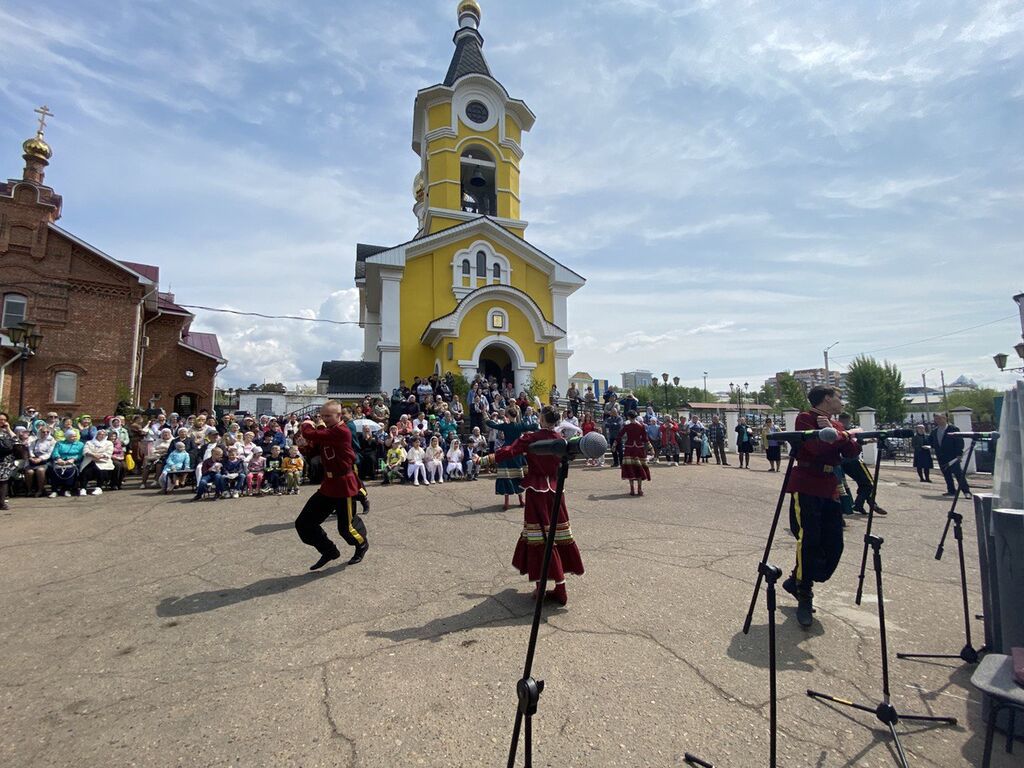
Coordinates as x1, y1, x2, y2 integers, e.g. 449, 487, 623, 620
49, 491, 58, 498
782, 575, 799, 600
853, 507, 866, 515
414, 481, 420, 487
549, 582, 568, 605
348, 542, 369, 565
873, 506, 888, 516
0, 501, 8, 511
191, 494, 203, 502
629, 489, 636, 496
310, 549, 341, 571
942, 492, 955, 496
797, 596, 814, 628
91, 488, 103, 495
425, 480, 431, 485
78, 489, 87, 496
963, 492, 972, 500
361, 499, 370, 514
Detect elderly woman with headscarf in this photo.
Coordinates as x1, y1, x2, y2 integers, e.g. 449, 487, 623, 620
106, 415, 129, 446
24, 422, 56, 497
108, 428, 127, 490
141, 428, 174, 488
81, 428, 115, 495
48, 427, 85, 497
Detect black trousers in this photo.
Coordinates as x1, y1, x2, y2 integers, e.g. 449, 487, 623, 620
842, 459, 876, 511
295, 491, 368, 556
940, 460, 971, 496
711, 439, 727, 464
789, 493, 844, 593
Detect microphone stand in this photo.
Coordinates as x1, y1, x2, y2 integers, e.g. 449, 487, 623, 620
808, 535, 958, 768
689, 562, 783, 768
506, 454, 570, 768
897, 439, 983, 664
742, 449, 798, 634
853, 441, 886, 605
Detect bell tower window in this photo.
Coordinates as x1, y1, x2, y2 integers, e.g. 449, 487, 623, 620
460, 147, 496, 216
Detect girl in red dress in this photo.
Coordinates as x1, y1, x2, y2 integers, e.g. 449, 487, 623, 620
615, 410, 653, 496
481, 407, 584, 605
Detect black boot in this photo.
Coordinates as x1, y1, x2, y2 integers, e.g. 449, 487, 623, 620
348, 542, 369, 565
310, 547, 341, 571
797, 593, 815, 628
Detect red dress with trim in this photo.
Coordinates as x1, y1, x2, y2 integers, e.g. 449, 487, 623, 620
493, 428, 585, 582
616, 421, 651, 480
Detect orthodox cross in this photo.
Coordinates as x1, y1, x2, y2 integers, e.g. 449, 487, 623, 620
34, 105, 54, 136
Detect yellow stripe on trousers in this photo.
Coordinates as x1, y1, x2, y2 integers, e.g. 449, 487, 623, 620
794, 494, 803, 583
346, 497, 365, 545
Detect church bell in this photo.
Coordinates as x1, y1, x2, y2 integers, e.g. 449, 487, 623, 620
470, 166, 486, 187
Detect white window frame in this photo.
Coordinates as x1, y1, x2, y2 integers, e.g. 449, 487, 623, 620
53, 371, 78, 404
487, 307, 509, 333
2, 293, 27, 330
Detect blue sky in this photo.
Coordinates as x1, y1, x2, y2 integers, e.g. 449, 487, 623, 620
2, 0, 1022, 393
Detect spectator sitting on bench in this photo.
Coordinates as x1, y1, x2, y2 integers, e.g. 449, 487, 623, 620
160, 441, 191, 492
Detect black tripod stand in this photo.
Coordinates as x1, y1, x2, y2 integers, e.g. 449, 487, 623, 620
687, 563, 784, 768
742, 451, 798, 634
808, 535, 957, 768
853, 441, 886, 605
897, 439, 983, 664
506, 455, 569, 768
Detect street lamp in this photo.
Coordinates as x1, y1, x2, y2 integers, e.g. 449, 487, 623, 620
703, 371, 708, 402
743, 382, 749, 413
823, 340, 840, 380
921, 368, 935, 408
661, 372, 670, 413
6, 321, 43, 420
993, 344, 1024, 374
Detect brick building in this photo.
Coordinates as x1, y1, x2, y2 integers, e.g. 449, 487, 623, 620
0, 110, 224, 418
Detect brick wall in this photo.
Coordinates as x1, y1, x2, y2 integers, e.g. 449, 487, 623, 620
139, 314, 218, 415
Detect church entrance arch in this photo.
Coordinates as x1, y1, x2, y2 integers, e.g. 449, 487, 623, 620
479, 343, 513, 388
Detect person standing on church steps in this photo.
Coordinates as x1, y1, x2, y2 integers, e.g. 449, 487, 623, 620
294, 402, 368, 571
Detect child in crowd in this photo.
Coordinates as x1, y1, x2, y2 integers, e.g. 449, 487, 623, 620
246, 446, 265, 495
384, 441, 406, 485
282, 446, 304, 494
160, 441, 191, 492
222, 447, 246, 498
445, 438, 464, 480
194, 446, 226, 500
406, 437, 427, 486
264, 444, 284, 494
425, 436, 445, 484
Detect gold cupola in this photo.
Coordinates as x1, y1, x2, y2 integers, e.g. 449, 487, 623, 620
21, 105, 55, 185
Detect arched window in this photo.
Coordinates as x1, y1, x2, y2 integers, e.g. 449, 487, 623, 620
476, 251, 486, 277
461, 259, 470, 275
492, 263, 501, 282
2, 293, 27, 329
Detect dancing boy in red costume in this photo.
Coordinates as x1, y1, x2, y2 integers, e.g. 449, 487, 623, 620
294, 401, 369, 571
784, 386, 860, 628
480, 407, 584, 605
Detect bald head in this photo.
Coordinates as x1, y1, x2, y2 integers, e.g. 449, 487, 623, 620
320, 400, 342, 427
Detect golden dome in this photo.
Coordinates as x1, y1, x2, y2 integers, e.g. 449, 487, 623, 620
22, 134, 52, 160
413, 171, 425, 201
458, 0, 481, 20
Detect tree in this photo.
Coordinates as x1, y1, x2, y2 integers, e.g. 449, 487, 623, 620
776, 372, 810, 411
844, 355, 905, 423
940, 388, 1000, 428
525, 376, 548, 404
758, 382, 778, 410
631, 384, 707, 412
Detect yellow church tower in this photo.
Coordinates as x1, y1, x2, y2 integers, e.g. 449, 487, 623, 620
346, 1, 584, 397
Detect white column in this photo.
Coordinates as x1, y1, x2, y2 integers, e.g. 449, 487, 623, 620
951, 407, 976, 474
377, 269, 403, 391
724, 410, 740, 454
783, 409, 799, 432
363, 309, 380, 362
857, 407, 877, 465
550, 288, 571, 394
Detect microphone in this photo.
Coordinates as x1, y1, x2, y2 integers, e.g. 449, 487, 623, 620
527, 432, 608, 460
769, 428, 840, 443
945, 431, 999, 440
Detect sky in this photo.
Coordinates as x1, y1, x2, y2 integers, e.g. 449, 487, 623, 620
1, 0, 1022, 394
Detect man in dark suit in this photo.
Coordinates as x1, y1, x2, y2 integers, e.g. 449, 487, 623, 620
927, 413, 971, 498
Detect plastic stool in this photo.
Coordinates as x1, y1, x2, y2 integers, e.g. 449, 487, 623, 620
971, 653, 1024, 767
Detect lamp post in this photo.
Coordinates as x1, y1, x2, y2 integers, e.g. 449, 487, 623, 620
661, 372, 670, 413
743, 382, 749, 414
921, 368, 935, 409
993, 294, 1024, 375
703, 371, 708, 402
823, 340, 839, 380
6, 321, 43, 420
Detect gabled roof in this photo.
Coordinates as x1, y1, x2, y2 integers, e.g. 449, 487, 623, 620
443, 28, 493, 87
181, 331, 225, 362
360, 216, 585, 287
317, 361, 381, 394
120, 260, 160, 283
47, 224, 155, 285
158, 291, 191, 315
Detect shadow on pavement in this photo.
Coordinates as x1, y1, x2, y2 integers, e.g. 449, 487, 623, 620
155, 565, 344, 616
726, 608, 824, 672
244, 522, 295, 535
366, 588, 565, 643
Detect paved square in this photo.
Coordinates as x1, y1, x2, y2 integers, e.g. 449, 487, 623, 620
0, 460, 1011, 767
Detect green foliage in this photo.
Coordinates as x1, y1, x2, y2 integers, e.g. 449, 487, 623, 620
525, 376, 548, 404
114, 382, 134, 410
940, 388, 1000, 426
845, 355, 905, 423
777, 372, 810, 411
450, 373, 471, 402
758, 382, 779, 410
629, 384, 709, 411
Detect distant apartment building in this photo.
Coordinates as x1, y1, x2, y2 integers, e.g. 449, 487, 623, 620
621, 369, 653, 390
764, 368, 845, 397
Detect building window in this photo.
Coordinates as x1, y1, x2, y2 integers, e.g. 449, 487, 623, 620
461, 259, 470, 275
2, 294, 27, 330
476, 250, 486, 278
488, 308, 509, 332
53, 371, 78, 404
492, 263, 501, 283
184, 368, 195, 379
